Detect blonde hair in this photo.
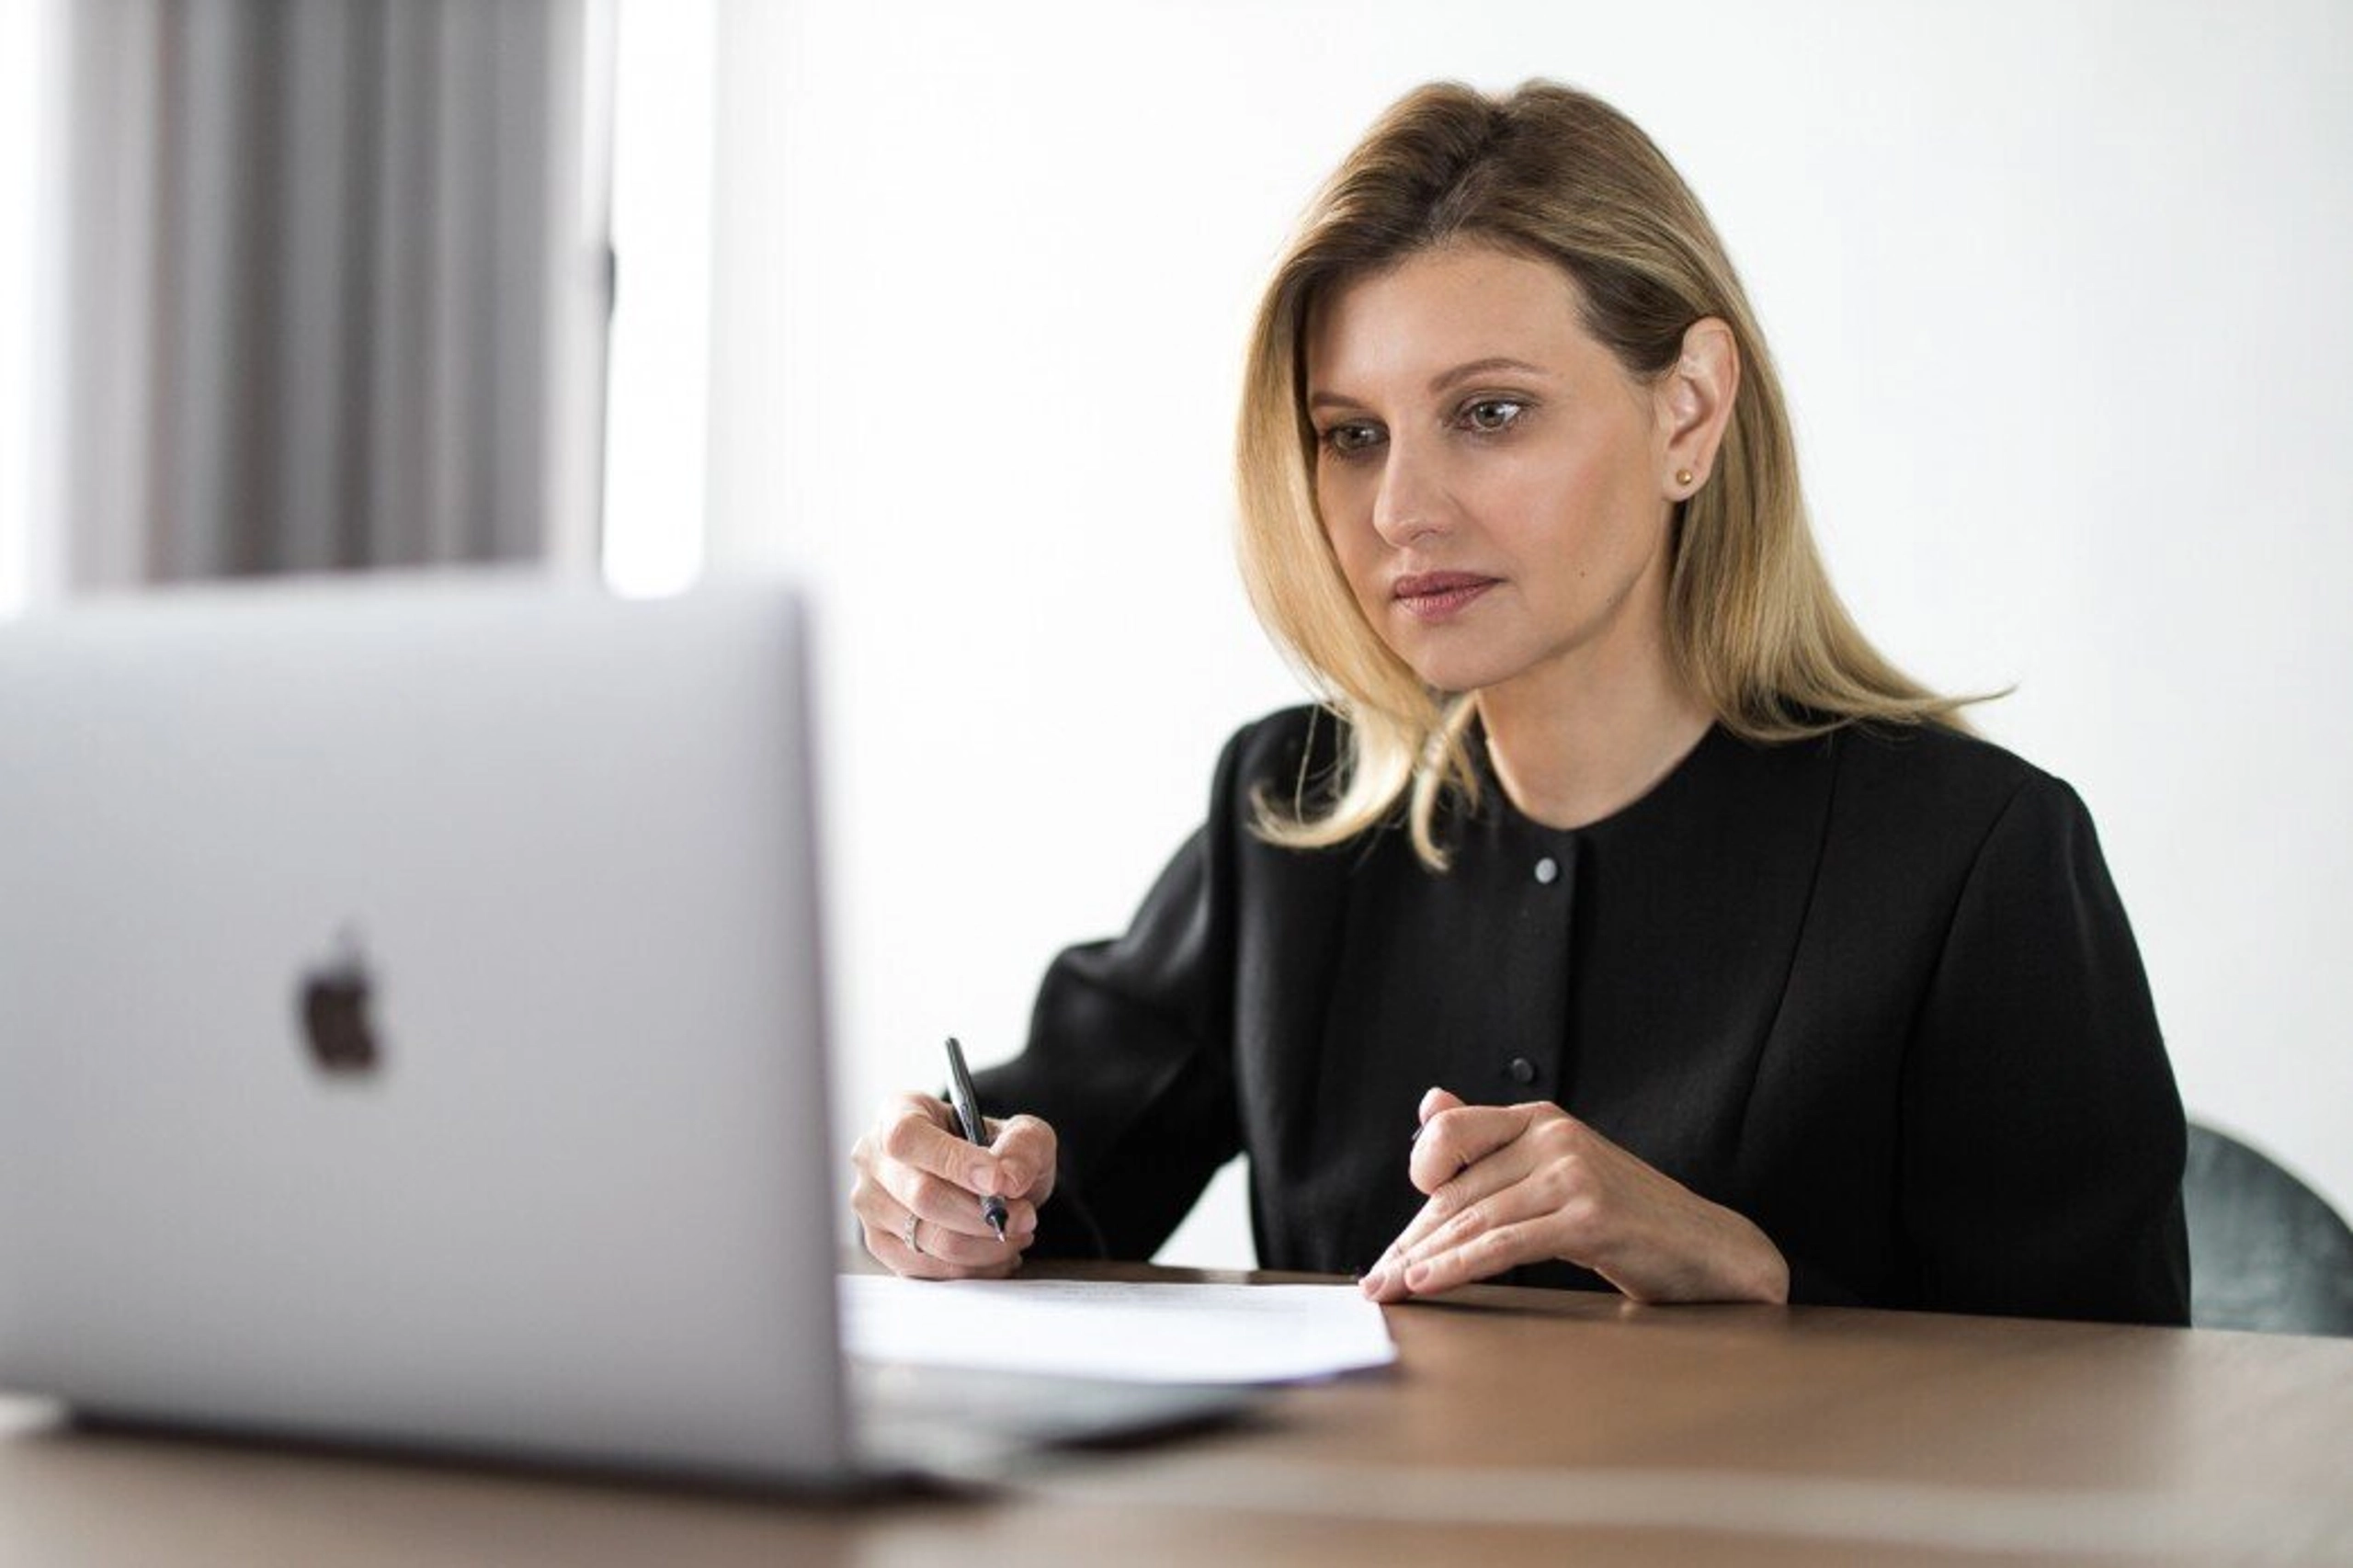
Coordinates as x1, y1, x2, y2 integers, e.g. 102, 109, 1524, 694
1236, 80, 1986, 869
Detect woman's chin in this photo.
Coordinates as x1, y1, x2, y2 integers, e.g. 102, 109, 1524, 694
1395, 649, 1518, 699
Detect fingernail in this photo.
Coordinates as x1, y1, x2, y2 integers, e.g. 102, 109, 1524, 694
969, 1161, 996, 1194
1404, 1263, 1432, 1290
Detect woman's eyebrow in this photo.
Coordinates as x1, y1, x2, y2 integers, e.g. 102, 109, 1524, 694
1427, 356, 1553, 393
1308, 356, 1557, 412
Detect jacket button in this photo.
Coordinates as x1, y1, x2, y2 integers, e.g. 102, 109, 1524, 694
1506, 1056, 1538, 1085
1533, 856, 1560, 884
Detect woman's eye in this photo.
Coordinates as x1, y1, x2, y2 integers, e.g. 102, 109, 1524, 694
1322, 422, 1382, 456
1462, 399, 1527, 434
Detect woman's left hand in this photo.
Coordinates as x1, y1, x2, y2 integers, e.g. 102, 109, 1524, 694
1359, 1088, 1790, 1305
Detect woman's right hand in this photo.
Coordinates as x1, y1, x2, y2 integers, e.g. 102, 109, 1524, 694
850, 1092, 1056, 1279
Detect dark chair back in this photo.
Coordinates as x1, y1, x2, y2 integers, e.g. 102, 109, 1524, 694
2184, 1121, 2353, 1336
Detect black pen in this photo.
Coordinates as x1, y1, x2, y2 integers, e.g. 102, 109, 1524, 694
943, 1036, 1010, 1244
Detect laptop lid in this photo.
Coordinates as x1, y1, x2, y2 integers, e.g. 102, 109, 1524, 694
0, 574, 858, 1485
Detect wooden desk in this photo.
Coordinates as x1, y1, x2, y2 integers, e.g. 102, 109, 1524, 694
4, 1263, 2348, 1566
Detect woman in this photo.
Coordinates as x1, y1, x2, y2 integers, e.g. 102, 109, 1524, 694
848, 80, 2189, 1324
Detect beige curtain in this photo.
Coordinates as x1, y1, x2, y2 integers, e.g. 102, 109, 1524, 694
55, 0, 609, 587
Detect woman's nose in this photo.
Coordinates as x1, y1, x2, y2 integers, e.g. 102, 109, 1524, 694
1370, 439, 1451, 549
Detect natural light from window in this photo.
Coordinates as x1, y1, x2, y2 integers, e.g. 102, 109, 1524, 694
597, 0, 714, 600
0, 0, 45, 619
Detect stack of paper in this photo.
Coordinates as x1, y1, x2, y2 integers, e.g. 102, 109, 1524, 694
837, 1277, 1397, 1384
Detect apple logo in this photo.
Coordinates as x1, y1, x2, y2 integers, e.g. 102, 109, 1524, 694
299, 927, 383, 1074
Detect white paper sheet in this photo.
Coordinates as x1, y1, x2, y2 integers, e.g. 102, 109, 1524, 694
836, 1276, 1398, 1384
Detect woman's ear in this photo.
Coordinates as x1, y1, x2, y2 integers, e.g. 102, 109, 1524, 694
1655, 317, 1740, 499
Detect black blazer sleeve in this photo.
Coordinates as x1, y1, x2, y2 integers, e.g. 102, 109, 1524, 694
968, 730, 1247, 1262
1898, 774, 2190, 1324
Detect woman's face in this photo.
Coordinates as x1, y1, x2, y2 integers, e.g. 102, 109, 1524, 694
1303, 242, 1692, 700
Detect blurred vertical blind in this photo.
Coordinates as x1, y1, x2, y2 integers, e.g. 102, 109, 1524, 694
57, 0, 608, 587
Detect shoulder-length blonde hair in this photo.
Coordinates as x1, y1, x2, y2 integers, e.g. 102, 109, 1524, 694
1237, 80, 1984, 869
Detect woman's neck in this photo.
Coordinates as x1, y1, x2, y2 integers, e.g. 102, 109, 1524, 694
1473, 586, 1714, 832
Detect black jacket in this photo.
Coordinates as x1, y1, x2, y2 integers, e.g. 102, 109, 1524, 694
975, 705, 2190, 1325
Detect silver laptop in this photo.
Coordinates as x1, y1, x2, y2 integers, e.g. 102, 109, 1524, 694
0, 573, 1242, 1488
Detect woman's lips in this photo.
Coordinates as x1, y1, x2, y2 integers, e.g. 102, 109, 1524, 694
1392, 574, 1499, 622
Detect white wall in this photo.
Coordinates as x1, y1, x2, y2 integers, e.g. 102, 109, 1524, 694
703, 0, 2353, 1264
